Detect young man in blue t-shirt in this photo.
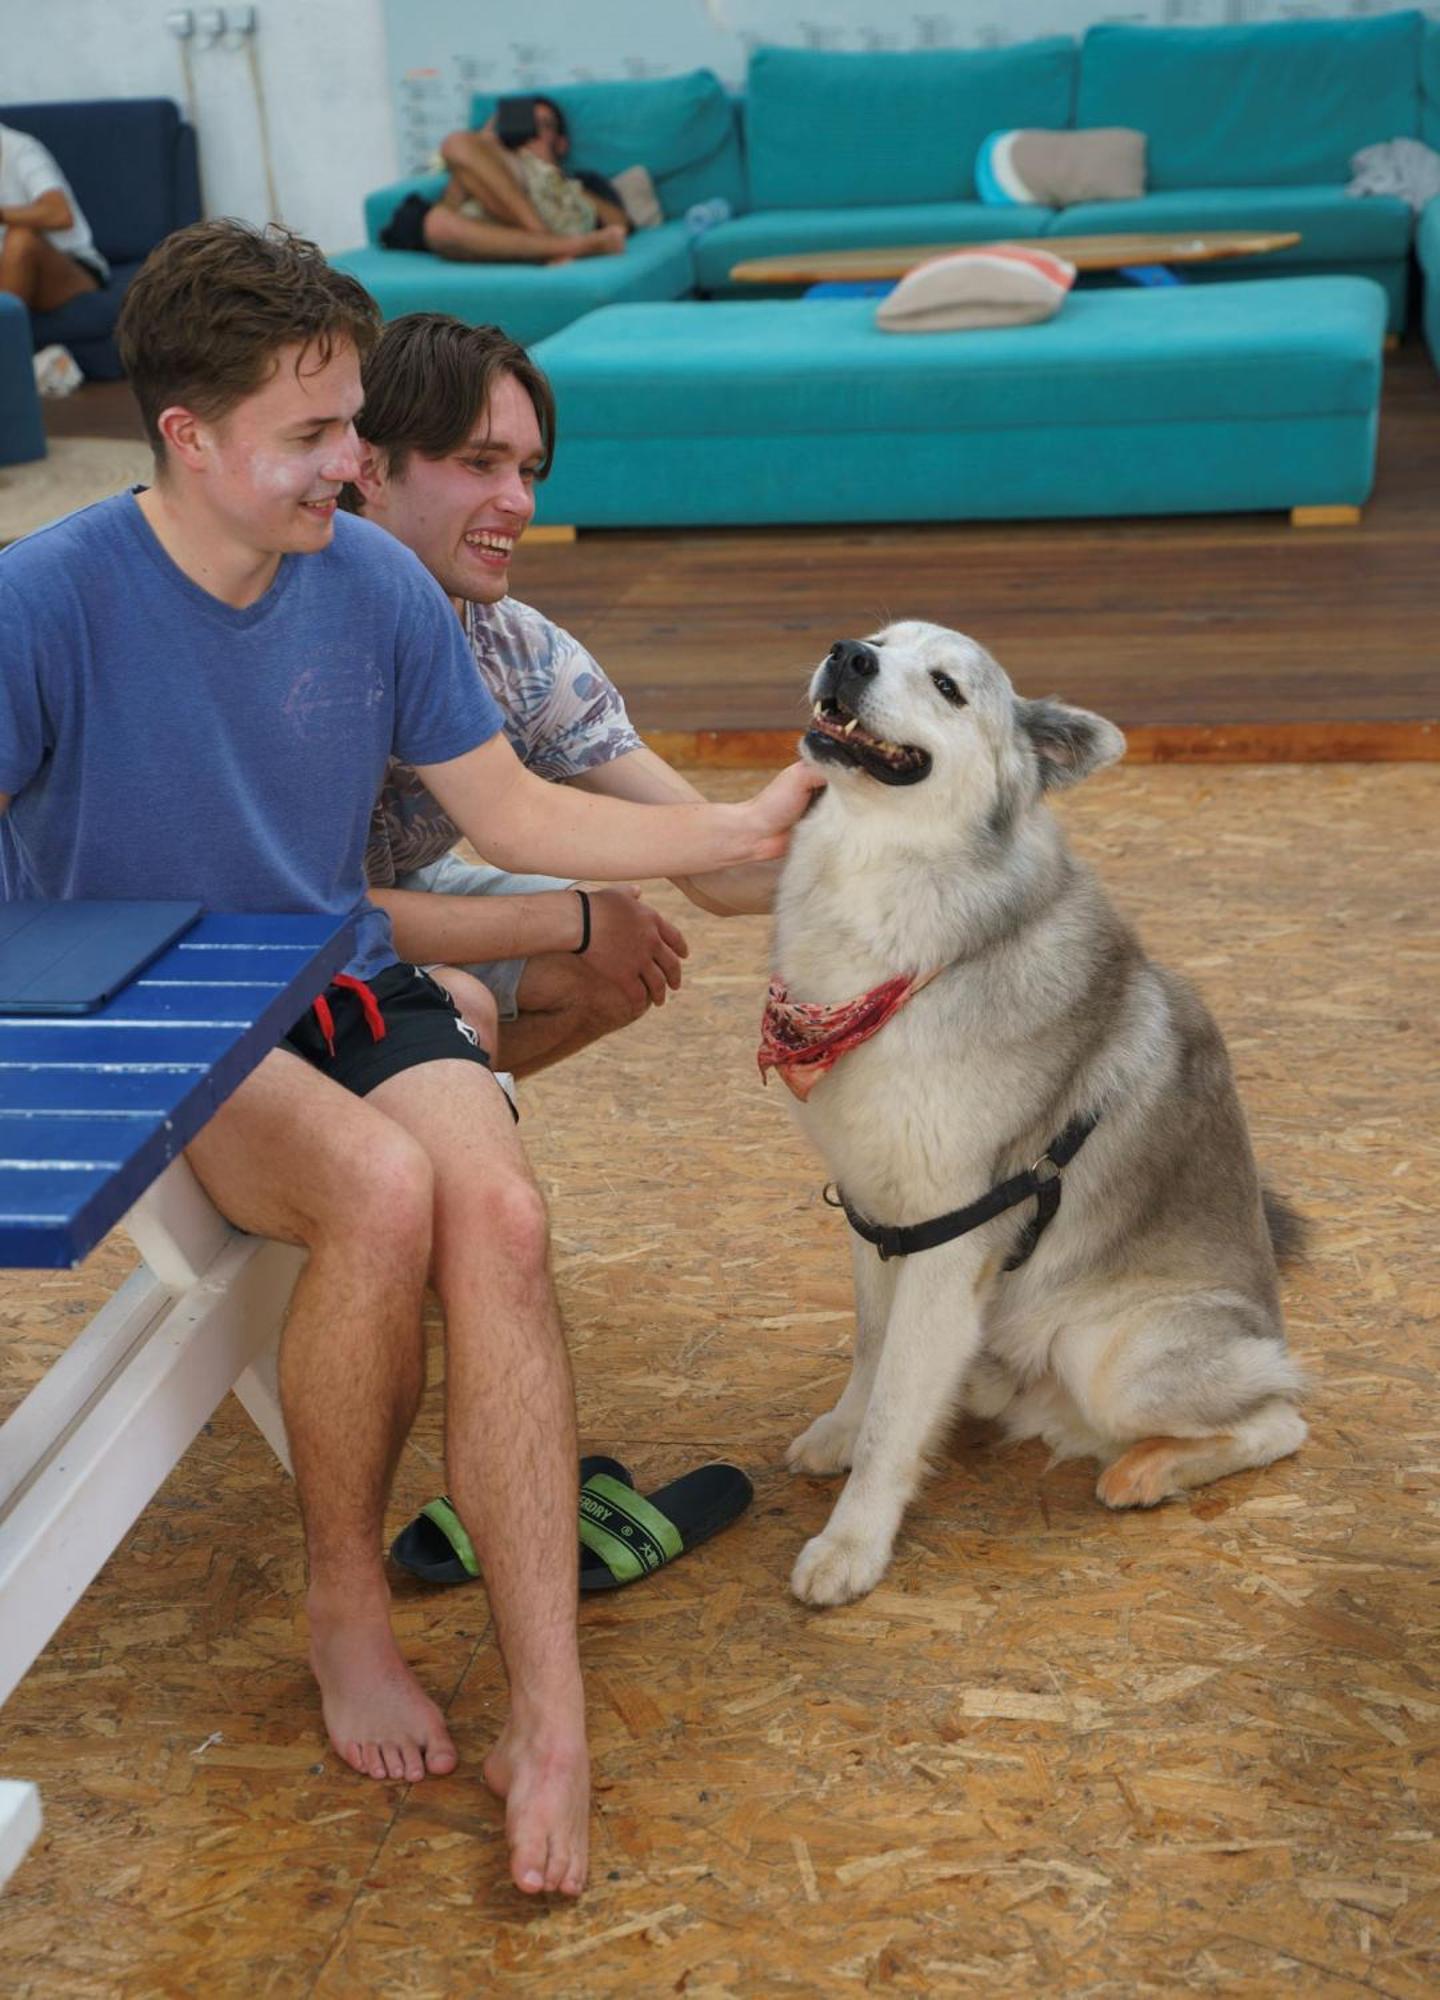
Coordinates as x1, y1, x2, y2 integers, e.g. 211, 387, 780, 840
0, 221, 820, 1900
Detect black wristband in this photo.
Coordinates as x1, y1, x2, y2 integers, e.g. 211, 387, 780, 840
572, 887, 591, 954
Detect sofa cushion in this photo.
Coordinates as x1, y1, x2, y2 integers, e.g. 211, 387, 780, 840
1418, 192, 1440, 278
469, 71, 745, 221
877, 246, 1075, 332
1423, 22, 1440, 150
0, 98, 198, 263
692, 201, 1055, 292
1077, 15, 1425, 190
744, 41, 1075, 209
29, 260, 141, 345
1417, 194, 1440, 371
329, 222, 695, 349
534, 281, 1384, 444
978, 129, 1146, 208
1046, 186, 1414, 266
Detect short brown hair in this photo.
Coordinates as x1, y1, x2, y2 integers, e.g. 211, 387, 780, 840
342, 313, 556, 509
117, 219, 381, 458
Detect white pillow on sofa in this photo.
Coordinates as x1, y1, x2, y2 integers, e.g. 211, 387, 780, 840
977, 129, 1147, 208
876, 245, 1076, 333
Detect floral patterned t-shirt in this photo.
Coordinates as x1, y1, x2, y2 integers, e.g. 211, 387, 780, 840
366, 594, 643, 886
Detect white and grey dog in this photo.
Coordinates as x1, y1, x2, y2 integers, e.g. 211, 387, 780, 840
767, 621, 1306, 1608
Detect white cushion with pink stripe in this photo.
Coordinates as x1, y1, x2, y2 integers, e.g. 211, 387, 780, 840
876, 245, 1076, 334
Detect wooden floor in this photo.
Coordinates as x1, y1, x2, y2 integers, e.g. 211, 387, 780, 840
4, 765, 1438, 1996
45, 345, 1440, 759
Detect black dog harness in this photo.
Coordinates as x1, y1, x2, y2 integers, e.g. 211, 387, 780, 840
823, 1110, 1101, 1268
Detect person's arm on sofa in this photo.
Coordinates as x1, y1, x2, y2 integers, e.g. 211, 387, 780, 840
0, 186, 73, 234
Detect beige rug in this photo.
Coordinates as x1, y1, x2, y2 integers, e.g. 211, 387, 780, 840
0, 434, 151, 544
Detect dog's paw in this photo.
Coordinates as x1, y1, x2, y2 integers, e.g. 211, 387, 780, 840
790, 1528, 890, 1607
785, 1409, 861, 1478
1096, 1438, 1186, 1509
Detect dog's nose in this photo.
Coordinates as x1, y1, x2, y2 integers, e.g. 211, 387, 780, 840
827, 639, 879, 679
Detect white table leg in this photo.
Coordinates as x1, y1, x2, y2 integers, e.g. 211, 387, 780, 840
0, 1781, 41, 1891
1, 1158, 302, 1886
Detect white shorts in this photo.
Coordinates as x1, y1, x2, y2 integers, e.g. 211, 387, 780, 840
394, 850, 576, 1022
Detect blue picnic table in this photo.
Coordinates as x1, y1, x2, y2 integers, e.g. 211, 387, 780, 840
0, 905, 354, 1887
0, 910, 355, 1268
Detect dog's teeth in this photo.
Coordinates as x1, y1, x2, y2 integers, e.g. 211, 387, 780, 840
843, 719, 858, 736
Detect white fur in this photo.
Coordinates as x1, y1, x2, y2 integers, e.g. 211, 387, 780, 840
777, 623, 1306, 1606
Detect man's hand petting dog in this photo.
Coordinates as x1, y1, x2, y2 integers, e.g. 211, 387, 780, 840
582, 885, 688, 1009
742, 761, 828, 857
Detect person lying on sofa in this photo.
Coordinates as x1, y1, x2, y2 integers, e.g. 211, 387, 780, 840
0, 119, 109, 311
345, 310, 778, 1078
394, 96, 629, 267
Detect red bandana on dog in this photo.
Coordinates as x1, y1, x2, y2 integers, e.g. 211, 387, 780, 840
758, 967, 941, 1101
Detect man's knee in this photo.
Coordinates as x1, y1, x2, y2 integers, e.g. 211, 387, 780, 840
0, 225, 39, 276
440, 127, 483, 168
323, 1124, 435, 1264
449, 1168, 549, 1282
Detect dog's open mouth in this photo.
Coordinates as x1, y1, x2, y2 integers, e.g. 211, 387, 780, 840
803, 698, 932, 786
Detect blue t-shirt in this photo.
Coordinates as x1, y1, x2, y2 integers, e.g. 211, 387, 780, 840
0, 493, 501, 979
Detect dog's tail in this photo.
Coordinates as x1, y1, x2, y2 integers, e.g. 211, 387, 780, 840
1262, 1185, 1309, 1269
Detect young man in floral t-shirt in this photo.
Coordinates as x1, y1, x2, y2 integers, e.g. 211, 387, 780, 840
350, 312, 777, 1077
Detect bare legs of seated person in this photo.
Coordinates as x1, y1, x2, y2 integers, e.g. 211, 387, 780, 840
0, 225, 100, 311
426, 129, 626, 267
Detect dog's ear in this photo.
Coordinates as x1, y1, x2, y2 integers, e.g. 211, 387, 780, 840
1019, 698, 1126, 791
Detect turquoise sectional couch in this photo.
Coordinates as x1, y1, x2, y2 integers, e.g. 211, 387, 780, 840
1423, 24, 1440, 373
335, 13, 1439, 343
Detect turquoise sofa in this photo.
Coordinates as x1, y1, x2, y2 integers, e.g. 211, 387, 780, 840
332, 68, 739, 347
336, 14, 1432, 341
1422, 23, 1440, 373
527, 279, 1386, 529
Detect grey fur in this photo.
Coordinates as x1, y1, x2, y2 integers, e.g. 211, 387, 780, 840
780, 622, 1307, 1607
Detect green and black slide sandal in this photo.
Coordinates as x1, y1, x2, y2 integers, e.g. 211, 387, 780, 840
390, 1455, 632, 1586
578, 1464, 755, 1593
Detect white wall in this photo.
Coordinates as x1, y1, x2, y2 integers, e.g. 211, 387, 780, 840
384, 0, 1440, 172
1, 0, 394, 252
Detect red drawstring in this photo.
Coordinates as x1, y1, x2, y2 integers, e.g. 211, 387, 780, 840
311, 975, 387, 1059
313, 992, 337, 1058
334, 974, 387, 1043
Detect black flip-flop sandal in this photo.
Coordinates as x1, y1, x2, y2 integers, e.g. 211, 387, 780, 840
390, 1455, 631, 1585
578, 1464, 755, 1593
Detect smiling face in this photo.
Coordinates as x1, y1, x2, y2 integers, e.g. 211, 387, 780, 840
190, 337, 365, 556
803, 621, 1000, 793
801, 620, 1125, 823
356, 371, 543, 604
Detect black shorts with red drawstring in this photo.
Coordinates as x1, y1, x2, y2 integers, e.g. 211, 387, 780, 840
280, 963, 492, 1098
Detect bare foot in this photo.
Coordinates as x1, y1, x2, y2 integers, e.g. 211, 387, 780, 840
484, 1716, 590, 1896
555, 224, 626, 262
308, 1591, 458, 1783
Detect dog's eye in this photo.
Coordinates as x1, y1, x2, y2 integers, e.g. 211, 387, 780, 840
930, 672, 967, 707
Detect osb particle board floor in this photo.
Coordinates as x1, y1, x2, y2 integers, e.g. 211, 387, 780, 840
2, 764, 1437, 1998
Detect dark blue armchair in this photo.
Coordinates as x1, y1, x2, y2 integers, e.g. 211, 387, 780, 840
1, 98, 201, 380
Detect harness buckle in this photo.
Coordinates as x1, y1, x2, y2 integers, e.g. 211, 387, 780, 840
1030, 1152, 1062, 1186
